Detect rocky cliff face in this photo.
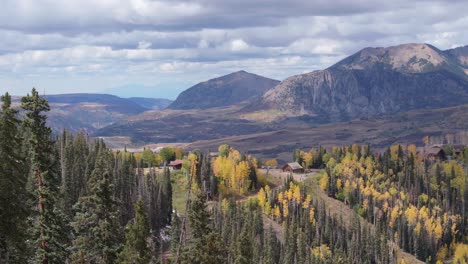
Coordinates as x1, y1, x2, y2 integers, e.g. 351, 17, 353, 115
168, 70, 279, 110
261, 43, 468, 121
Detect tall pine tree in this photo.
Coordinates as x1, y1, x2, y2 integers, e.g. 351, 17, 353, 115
0, 92, 29, 263
118, 199, 152, 264
21, 88, 69, 263
71, 144, 123, 263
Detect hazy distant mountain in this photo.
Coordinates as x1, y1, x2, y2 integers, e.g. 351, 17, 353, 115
168, 70, 280, 110
445, 45, 468, 69
260, 43, 468, 121
128, 97, 172, 110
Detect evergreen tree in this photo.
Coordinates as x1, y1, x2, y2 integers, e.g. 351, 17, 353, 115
0, 93, 29, 263
21, 88, 69, 263
234, 227, 253, 264
118, 200, 151, 264
71, 146, 123, 263
180, 191, 226, 264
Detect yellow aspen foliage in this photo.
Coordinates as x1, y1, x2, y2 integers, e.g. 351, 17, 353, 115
336, 179, 342, 190
265, 159, 278, 168
419, 206, 429, 221
452, 222, 458, 237
286, 189, 293, 201
407, 144, 417, 156
278, 192, 284, 202
422, 135, 429, 146
405, 205, 418, 226
363, 199, 369, 210
313, 245, 331, 259
229, 149, 241, 163
390, 145, 400, 161
274, 205, 281, 219
382, 201, 389, 213
257, 188, 267, 207
282, 200, 289, 218
319, 172, 329, 190
304, 152, 313, 168
433, 221, 443, 240
309, 208, 316, 225
303, 194, 312, 209
424, 219, 434, 236
436, 245, 448, 263
415, 222, 421, 236
293, 184, 301, 203
390, 205, 399, 228
188, 152, 198, 180
235, 161, 251, 194
326, 157, 336, 169
453, 243, 468, 264
400, 191, 407, 201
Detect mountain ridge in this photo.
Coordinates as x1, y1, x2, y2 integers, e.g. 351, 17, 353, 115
168, 70, 280, 110
260, 43, 468, 120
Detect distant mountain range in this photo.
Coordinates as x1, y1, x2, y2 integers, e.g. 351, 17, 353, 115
12, 94, 173, 133
93, 43, 468, 157
13, 43, 467, 157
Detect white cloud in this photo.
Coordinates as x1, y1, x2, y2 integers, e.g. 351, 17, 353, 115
137, 40, 152, 49
0, 0, 467, 97
229, 39, 249, 52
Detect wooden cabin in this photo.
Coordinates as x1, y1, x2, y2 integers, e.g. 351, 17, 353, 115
282, 162, 304, 173
168, 159, 183, 170
418, 147, 446, 161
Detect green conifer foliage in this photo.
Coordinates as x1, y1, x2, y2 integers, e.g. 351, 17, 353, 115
118, 200, 151, 264
21, 88, 70, 263
0, 93, 29, 263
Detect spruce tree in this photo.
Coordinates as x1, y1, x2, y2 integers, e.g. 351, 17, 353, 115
234, 227, 253, 264
21, 88, 69, 263
180, 191, 226, 264
0, 92, 29, 263
71, 146, 123, 263
118, 200, 152, 264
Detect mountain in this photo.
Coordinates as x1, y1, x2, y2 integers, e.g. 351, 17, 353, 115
445, 45, 468, 69
94, 43, 468, 156
12, 93, 164, 133
168, 70, 280, 109
260, 43, 468, 121
128, 97, 173, 110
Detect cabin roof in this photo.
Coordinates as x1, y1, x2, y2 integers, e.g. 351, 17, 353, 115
284, 162, 303, 170
169, 159, 183, 166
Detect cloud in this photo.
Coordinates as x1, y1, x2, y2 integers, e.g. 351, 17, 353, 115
0, 0, 467, 97
229, 39, 249, 52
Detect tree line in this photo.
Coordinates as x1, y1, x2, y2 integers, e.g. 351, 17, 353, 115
0, 89, 172, 263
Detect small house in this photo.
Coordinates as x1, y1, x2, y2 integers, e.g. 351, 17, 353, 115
282, 162, 304, 173
452, 144, 465, 156
418, 147, 446, 161
168, 159, 183, 170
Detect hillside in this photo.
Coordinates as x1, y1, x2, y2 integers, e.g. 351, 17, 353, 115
128, 97, 173, 110
168, 70, 280, 109
259, 43, 468, 120
12, 93, 168, 133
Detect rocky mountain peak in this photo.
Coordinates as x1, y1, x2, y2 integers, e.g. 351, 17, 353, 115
333, 43, 452, 74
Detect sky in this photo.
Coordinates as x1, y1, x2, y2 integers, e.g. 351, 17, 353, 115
0, 0, 467, 99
